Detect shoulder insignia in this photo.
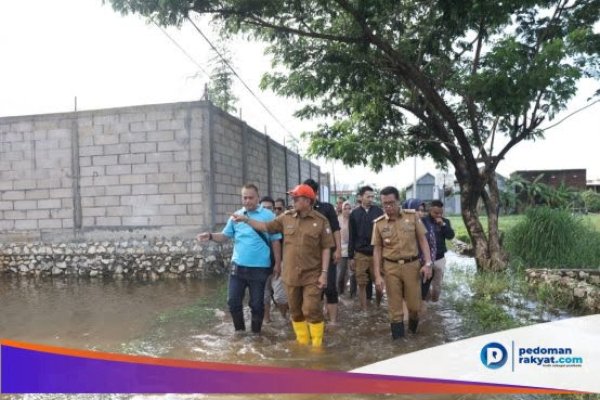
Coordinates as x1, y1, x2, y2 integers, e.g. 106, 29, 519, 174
403, 209, 416, 214
373, 215, 386, 223
283, 210, 296, 216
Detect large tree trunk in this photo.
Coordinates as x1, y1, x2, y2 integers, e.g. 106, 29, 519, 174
457, 171, 507, 272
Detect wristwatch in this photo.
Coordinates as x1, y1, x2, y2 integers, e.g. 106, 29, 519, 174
425, 261, 433, 267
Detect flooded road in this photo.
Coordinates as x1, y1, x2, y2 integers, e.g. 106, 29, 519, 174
0, 253, 565, 400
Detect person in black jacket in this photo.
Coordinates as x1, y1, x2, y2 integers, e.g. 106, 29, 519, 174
303, 179, 342, 324
422, 200, 455, 301
348, 185, 384, 311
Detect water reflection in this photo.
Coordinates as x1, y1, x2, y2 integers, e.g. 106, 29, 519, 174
0, 253, 565, 400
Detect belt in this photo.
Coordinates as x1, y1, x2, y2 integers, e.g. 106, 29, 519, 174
383, 256, 419, 265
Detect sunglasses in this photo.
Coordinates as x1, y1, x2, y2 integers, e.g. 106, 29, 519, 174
274, 207, 283, 211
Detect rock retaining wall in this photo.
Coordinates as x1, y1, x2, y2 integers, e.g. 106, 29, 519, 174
525, 268, 600, 313
0, 240, 232, 279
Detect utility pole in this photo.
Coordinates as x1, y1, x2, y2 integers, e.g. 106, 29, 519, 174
413, 156, 418, 198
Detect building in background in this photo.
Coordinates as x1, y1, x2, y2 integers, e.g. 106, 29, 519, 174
511, 169, 587, 190
404, 173, 436, 203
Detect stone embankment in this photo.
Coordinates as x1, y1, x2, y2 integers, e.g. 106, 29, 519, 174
526, 268, 600, 313
0, 240, 232, 279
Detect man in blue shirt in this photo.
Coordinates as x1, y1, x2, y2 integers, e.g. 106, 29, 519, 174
197, 184, 282, 334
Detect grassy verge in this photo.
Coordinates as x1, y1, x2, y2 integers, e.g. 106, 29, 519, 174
447, 212, 600, 244
506, 208, 600, 269
446, 214, 524, 244
444, 266, 522, 335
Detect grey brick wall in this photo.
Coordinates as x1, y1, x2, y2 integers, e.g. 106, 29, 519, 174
0, 116, 74, 236
269, 141, 287, 201
245, 127, 269, 193
300, 159, 311, 183
286, 150, 300, 193
0, 101, 327, 241
211, 110, 244, 223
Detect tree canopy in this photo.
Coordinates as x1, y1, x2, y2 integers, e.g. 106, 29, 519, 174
107, 0, 600, 270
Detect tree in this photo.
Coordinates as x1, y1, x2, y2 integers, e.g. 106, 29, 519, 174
106, 0, 600, 271
208, 42, 238, 114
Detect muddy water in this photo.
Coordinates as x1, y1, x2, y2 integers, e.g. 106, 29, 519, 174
0, 254, 548, 400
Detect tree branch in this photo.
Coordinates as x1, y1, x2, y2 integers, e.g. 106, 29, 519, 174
466, 19, 488, 162
242, 15, 363, 44
333, 0, 480, 176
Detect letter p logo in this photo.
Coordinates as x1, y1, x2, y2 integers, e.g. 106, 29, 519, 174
481, 342, 508, 369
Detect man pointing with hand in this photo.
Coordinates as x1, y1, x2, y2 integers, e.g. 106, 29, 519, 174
231, 183, 334, 348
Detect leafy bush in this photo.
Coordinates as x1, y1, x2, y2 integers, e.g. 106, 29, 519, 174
582, 190, 600, 213
505, 207, 600, 269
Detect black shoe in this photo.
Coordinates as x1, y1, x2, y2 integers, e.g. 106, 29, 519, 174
232, 312, 246, 331
391, 322, 405, 340
251, 318, 262, 334
408, 318, 419, 334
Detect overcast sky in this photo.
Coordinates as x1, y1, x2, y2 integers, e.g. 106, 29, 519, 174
1, 0, 598, 190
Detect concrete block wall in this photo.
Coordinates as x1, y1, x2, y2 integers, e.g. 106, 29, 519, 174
311, 164, 320, 183
300, 159, 311, 183
0, 101, 328, 241
245, 127, 269, 195
286, 150, 300, 193
211, 110, 244, 223
77, 104, 205, 233
0, 116, 74, 239
269, 141, 287, 201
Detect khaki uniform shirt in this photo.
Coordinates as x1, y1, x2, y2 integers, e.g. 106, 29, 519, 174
371, 210, 426, 260
265, 209, 334, 286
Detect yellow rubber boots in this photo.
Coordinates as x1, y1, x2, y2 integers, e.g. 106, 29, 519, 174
308, 322, 325, 347
291, 320, 310, 345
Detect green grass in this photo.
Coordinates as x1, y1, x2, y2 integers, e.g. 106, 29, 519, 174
446, 214, 523, 246
535, 282, 575, 309
447, 212, 600, 244
506, 207, 600, 269
156, 280, 228, 326
446, 267, 520, 335
586, 213, 600, 231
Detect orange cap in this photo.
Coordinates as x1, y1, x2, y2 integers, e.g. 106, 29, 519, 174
287, 184, 316, 200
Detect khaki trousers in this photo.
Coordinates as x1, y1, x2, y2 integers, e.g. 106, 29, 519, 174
383, 259, 421, 323
286, 283, 324, 323
354, 252, 374, 285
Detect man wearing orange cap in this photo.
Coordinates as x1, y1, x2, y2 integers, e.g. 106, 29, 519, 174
231, 183, 334, 347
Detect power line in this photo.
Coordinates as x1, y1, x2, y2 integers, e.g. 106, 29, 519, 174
151, 20, 209, 77
541, 99, 600, 132
185, 15, 301, 143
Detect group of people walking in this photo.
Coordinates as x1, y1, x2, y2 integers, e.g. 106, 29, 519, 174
197, 180, 454, 347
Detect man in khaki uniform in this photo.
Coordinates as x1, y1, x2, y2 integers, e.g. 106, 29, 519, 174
372, 186, 433, 340
232, 184, 334, 347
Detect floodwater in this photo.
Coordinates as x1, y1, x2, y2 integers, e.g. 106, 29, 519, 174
0, 254, 565, 400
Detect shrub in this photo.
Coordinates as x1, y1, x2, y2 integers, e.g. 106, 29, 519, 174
582, 190, 600, 213
505, 207, 600, 269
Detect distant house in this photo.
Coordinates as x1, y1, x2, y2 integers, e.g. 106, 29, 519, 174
443, 172, 508, 215
405, 173, 436, 203
511, 169, 587, 190
586, 179, 600, 194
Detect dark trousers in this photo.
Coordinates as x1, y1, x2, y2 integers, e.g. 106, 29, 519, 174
227, 264, 270, 330
323, 259, 338, 304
